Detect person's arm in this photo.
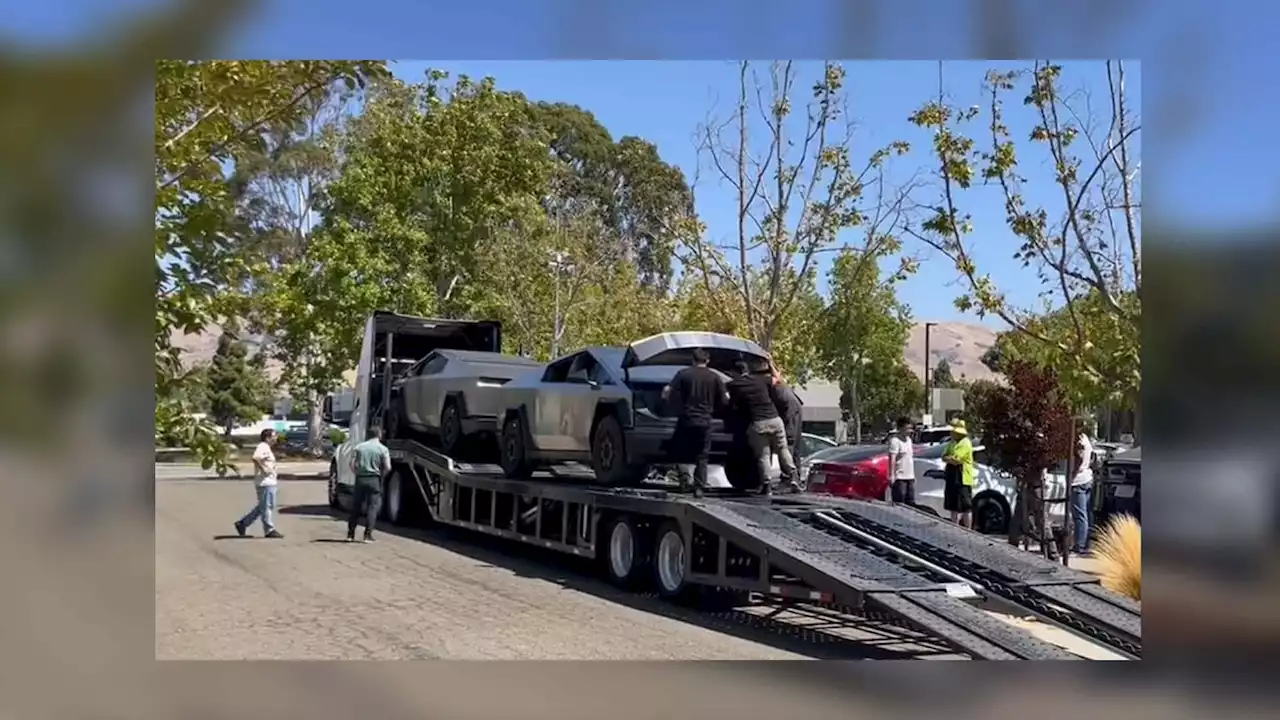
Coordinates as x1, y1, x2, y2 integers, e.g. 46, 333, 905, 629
381, 447, 393, 477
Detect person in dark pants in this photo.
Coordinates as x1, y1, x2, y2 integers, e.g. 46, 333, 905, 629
941, 420, 976, 528
347, 425, 392, 543
727, 359, 799, 495
663, 347, 729, 497
770, 365, 804, 466
888, 417, 916, 504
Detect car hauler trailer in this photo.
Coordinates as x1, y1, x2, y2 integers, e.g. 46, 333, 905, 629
325, 311, 1142, 660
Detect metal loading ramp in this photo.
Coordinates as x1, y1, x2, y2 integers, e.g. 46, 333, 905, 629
817, 498, 1142, 658
690, 501, 1079, 660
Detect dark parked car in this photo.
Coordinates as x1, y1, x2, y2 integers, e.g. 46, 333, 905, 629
497, 331, 771, 486
1096, 446, 1141, 527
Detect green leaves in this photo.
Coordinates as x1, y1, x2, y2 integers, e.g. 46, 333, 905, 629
206, 322, 275, 434
906, 61, 1140, 426
155, 60, 389, 466
818, 246, 916, 438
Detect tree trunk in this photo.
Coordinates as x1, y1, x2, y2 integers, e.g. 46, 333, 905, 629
1008, 471, 1046, 547
849, 377, 863, 444
306, 390, 324, 456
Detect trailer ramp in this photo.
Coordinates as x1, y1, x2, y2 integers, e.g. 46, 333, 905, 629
691, 501, 1078, 660
818, 498, 1142, 658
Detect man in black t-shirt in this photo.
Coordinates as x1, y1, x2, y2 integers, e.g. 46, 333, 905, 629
770, 365, 804, 463
726, 360, 799, 495
663, 348, 729, 495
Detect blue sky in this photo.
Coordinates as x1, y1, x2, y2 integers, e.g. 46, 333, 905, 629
12, 1, 1274, 323
390, 60, 1140, 326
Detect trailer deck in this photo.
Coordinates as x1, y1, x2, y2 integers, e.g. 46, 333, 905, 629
333, 438, 1140, 660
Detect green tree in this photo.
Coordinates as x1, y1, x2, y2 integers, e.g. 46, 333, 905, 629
907, 61, 1140, 437
156, 59, 388, 471
818, 248, 914, 443
853, 360, 925, 433
174, 363, 212, 416
682, 61, 913, 362
206, 322, 274, 436
228, 80, 357, 454
957, 377, 1002, 439
931, 359, 956, 388
267, 71, 555, 391
531, 103, 695, 291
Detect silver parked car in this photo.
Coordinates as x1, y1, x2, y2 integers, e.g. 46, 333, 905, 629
496, 332, 771, 486
387, 349, 542, 455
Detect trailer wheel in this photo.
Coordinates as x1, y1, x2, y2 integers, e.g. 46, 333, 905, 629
653, 520, 694, 602
384, 469, 405, 526
601, 515, 650, 590
328, 461, 339, 509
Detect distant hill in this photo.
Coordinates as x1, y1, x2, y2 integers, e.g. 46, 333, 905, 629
170, 320, 1002, 390
904, 322, 1000, 383
169, 324, 285, 380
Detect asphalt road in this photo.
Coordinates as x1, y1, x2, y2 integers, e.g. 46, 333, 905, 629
156, 475, 972, 660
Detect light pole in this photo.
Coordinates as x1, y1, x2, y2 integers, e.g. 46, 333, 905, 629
548, 250, 575, 358
923, 322, 938, 423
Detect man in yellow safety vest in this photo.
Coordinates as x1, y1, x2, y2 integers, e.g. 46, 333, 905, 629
941, 419, 977, 529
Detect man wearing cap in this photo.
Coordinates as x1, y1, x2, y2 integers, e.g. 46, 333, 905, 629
941, 419, 976, 529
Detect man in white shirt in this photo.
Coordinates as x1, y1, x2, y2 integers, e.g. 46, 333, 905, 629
888, 417, 916, 504
233, 428, 285, 539
1069, 421, 1096, 554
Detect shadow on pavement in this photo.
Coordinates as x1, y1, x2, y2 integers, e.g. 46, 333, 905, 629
278, 503, 954, 661
211, 535, 254, 541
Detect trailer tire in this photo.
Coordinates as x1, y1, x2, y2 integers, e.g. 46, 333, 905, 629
500, 414, 535, 479
601, 515, 651, 590
328, 461, 339, 509
653, 520, 695, 603
384, 469, 409, 526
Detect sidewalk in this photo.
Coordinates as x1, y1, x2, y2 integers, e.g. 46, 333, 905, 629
154, 461, 329, 481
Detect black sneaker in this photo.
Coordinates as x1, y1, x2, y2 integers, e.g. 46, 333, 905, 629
346, 533, 356, 543
233, 521, 247, 538
362, 535, 376, 544
264, 529, 284, 539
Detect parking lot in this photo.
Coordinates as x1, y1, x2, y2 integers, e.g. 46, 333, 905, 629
158, 476, 986, 660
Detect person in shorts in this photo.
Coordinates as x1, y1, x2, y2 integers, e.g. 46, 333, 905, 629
941, 420, 976, 528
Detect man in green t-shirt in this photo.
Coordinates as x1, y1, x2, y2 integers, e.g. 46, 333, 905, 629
348, 425, 392, 543
941, 419, 977, 529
